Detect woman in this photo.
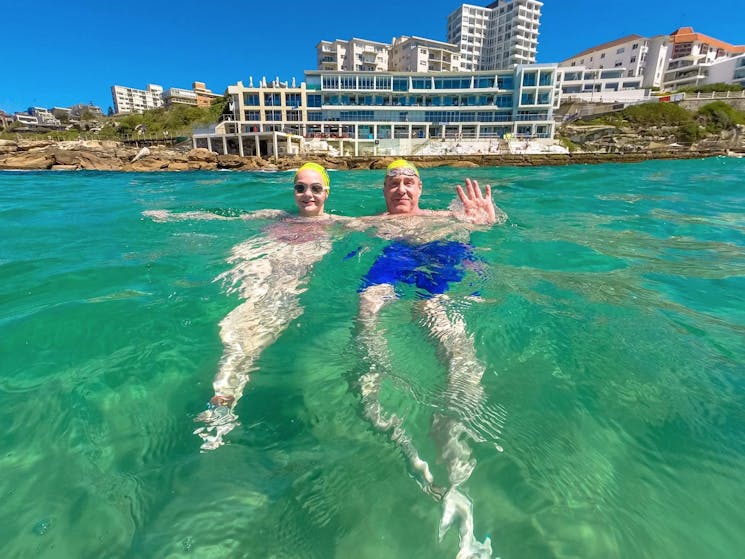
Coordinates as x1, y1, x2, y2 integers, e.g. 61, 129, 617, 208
188, 162, 345, 450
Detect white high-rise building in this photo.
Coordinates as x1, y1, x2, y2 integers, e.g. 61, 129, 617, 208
447, 0, 542, 71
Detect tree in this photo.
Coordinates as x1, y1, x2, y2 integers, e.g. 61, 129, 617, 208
107, 106, 114, 117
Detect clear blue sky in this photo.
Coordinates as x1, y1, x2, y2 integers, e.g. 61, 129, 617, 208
1, 0, 741, 114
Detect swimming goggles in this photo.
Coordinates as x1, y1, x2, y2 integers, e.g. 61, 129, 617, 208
386, 167, 419, 178
294, 182, 326, 194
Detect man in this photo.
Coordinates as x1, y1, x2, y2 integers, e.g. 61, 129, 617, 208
355, 159, 503, 559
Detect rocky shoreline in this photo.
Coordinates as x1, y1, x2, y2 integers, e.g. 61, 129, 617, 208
0, 138, 740, 172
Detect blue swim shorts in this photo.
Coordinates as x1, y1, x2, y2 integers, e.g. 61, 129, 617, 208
360, 240, 477, 298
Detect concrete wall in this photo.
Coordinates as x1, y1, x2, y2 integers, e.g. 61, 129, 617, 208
678, 92, 745, 112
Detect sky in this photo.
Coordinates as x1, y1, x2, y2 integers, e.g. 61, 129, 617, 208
1, 0, 742, 114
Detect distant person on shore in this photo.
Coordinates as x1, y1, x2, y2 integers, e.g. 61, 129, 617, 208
352, 159, 505, 559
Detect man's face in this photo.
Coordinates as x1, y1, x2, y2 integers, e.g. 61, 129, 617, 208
383, 173, 422, 214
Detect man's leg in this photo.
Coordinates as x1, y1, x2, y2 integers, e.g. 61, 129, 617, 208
420, 294, 495, 559
356, 283, 442, 497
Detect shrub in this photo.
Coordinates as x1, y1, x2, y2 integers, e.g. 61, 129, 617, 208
621, 102, 694, 126
676, 122, 703, 143
676, 83, 744, 94
697, 101, 745, 132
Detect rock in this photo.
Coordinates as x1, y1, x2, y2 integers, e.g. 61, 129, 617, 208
51, 164, 79, 171
217, 154, 245, 169
187, 161, 217, 170
52, 149, 81, 166
126, 159, 170, 171
16, 140, 56, 151
76, 152, 124, 171
187, 148, 218, 163
167, 162, 191, 171
0, 152, 55, 170
0, 139, 18, 155
131, 147, 151, 162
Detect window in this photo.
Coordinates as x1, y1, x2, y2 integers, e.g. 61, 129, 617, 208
244, 110, 260, 120
376, 76, 391, 90
340, 75, 356, 89
243, 93, 259, 106
322, 76, 338, 89
307, 94, 322, 108
632, 43, 639, 50
286, 93, 302, 108
265, 110, 282, 121
616, 47, 625, 54
601, 53, 605, 59
393, 77, 409, 91
264, 93, 281, 106
497, 75, 514, 90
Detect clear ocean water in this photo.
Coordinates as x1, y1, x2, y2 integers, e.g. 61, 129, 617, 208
1, 158, 744, 559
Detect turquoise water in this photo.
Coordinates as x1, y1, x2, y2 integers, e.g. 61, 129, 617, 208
1, 158, 744, 559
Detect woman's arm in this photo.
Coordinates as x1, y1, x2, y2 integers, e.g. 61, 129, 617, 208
142, 209, 290, 222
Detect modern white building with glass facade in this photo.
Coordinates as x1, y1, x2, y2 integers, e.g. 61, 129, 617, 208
193, 65, 559, 157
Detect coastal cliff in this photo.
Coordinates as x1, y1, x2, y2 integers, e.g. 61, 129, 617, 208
0, 136, 741, 172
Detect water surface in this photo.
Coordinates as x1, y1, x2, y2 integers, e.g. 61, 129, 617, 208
1, 158, 744, 559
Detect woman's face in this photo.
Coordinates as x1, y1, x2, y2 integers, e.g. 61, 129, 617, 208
293, 168, 329, 217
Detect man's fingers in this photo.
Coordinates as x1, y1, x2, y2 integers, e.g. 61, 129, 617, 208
465, 177, 476, 200
456, 184, 467, 204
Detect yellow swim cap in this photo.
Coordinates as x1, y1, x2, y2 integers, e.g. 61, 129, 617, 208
386, 159, 419, 177
295, 162, 330, 189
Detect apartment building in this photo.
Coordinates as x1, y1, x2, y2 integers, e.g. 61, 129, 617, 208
663, 27, 745, 89
192, 82, 223, 107
446, 0, 543, 71
162, 88, 199, 108
557, 67, 646, 103
69, 104, 104, 119
562, 27, 745, 91
560, 35, 669, 88
193, 65, 559, 157
389, 36, 462, 72
29, 107, 61, 127
13, 113, 39, 126
111, 84, 164, 114
316, 38, 390, 72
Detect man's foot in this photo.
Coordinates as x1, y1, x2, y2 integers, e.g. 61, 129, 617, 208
193, 395, 238, 451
